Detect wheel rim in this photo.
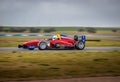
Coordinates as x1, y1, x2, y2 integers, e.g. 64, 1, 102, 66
40, 43, 46, 49
78, 42, 84, 49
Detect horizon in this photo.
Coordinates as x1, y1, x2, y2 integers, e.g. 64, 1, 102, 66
0, 25, 120, 28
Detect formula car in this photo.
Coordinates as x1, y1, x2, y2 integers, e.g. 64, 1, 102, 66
18, 34, 86, 50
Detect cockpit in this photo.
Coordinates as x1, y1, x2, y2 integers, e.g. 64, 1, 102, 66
52, 34, 61, 40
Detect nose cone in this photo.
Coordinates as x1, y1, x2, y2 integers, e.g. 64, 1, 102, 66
23, 40, 39, 47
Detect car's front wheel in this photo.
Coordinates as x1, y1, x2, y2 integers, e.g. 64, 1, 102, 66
38, 42, 47, 50
75, 41, 85, 50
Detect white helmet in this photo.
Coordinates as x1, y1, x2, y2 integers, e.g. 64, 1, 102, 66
52, 35, 58, 40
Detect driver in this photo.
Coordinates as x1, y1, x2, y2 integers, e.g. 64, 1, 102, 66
52, 35, 58, 40
52, 34, 61, 40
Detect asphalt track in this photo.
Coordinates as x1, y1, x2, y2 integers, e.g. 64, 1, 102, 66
8, 76, 120, 82
0, 47, 120, 52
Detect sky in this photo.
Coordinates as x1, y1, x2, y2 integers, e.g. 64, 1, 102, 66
0, 0, 120, 27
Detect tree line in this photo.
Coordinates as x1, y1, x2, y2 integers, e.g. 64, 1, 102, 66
0, 27, 56, 33
78, 27, 118, 33
0, 26, 118, 33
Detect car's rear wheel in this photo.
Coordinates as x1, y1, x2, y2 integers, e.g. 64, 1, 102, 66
75, 41, 85, 50
38, 42, 47, 50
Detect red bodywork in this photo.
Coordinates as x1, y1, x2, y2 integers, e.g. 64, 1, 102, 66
23, 37, 76, 48
49, 38, 75, 48
23, 40, 39, 47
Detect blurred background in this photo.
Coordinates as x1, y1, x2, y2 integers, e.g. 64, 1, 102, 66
0, 0, 120, 47
0, 0, 120, 81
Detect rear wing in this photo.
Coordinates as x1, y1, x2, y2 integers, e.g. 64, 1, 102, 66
61, 34, 100, 42
78, 35, 86, 43
74, 35, 86, 43
78, 35, 100, 42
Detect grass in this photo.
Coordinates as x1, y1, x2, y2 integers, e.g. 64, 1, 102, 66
86, 39, 120, 47
52, 30, 120, 36
0, 37, 44, 47
1, 30, 120, 36
0, 37, 120, 47
0, 51, 120, 81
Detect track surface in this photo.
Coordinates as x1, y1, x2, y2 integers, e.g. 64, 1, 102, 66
0, 47, 120, 52
7, 76, 120, 82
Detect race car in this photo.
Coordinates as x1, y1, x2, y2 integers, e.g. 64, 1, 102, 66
18, 34, 86, 50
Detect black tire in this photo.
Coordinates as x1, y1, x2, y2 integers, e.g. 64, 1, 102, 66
38, 42, 47, 50
74, 35, 78, 41
75, 41, 85, 50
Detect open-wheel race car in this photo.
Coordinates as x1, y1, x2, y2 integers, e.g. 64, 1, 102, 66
18, 34, 86, 50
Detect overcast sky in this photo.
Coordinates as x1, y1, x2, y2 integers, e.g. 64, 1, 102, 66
0, 0, 120, 27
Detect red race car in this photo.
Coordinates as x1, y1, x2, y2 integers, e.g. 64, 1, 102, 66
18, 34, 86, 50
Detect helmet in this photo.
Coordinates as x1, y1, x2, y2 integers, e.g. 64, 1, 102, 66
57, 34, 61, 39
52, 35, 58, 40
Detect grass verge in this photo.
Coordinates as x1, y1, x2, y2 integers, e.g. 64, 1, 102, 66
0, 51, 120, 81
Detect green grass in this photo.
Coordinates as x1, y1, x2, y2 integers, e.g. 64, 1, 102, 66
86, 39, 120, 47
0, 37, 44, 47
0, 51, 120, 81
51, 30, 120, 36
1, 26, 120, 36
0, 37, 120, 47
1, 30, 120, 36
